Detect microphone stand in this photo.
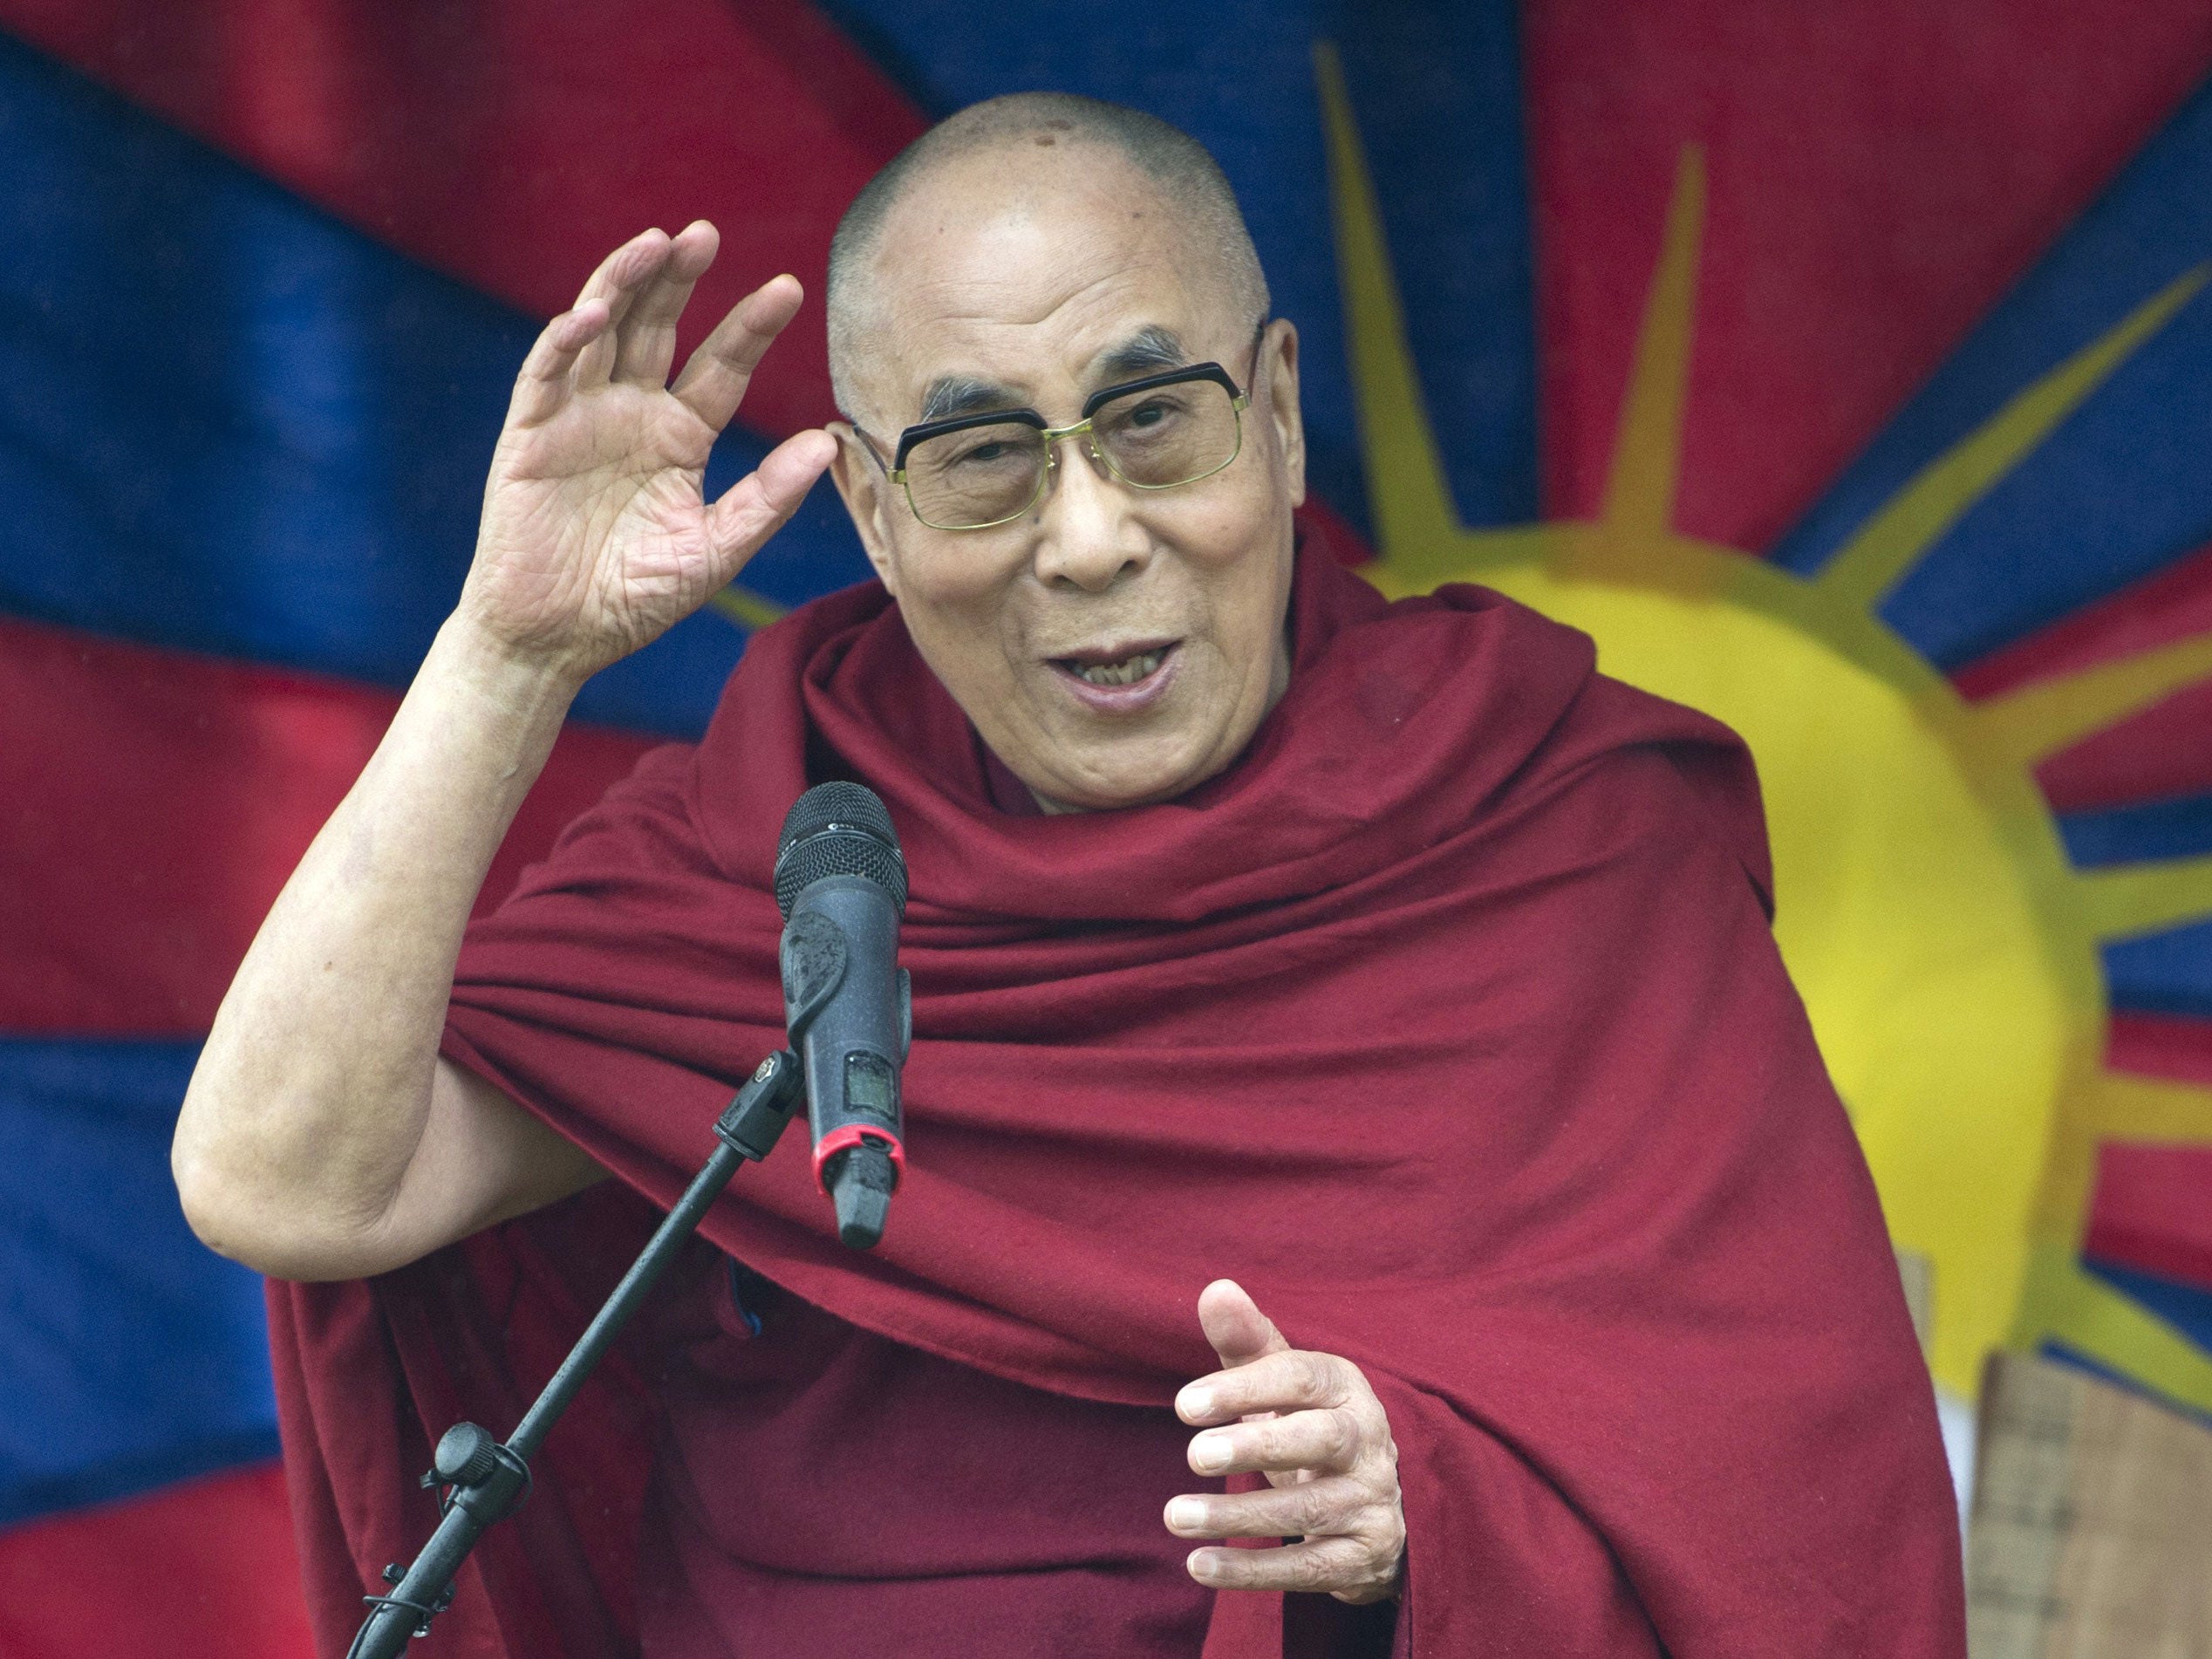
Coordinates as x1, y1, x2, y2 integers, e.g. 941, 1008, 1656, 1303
346, 1048, 806, 1659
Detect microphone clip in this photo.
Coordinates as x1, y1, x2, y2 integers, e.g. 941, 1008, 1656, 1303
713, 1048, 806, 1162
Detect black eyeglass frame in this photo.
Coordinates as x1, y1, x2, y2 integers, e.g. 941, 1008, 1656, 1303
853, 335, 1264, 531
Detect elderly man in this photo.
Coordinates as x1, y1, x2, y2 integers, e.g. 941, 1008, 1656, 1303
174, 95, 1963, 1656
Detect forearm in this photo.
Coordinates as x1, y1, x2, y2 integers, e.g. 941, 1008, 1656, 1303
174, 228, 828, 1277
173, 614, 578, 1267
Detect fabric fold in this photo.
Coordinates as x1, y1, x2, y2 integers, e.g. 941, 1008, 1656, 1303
270, 544, 1963, 1656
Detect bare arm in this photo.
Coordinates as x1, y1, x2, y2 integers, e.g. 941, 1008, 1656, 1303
173, 223, 834, 1281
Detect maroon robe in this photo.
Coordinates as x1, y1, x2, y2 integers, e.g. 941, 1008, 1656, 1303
267, 543, 1967, 1656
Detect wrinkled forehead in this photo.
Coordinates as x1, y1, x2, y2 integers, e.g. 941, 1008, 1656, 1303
851, 144, 1246, 427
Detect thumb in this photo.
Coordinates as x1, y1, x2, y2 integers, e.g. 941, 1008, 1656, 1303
702, 427, 836, 573
1197, 1278, 1290, 1369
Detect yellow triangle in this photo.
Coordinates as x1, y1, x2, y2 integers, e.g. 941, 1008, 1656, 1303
1970, 631, 2212, 767
709, 585, 787, 632
1601, 147, 1704, 544
1815, 267, 2208, 613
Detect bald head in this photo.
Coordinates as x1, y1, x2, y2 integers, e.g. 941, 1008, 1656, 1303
825, 92, 1269, 422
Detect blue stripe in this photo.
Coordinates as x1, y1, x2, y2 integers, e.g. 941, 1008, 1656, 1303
0, 32, 870, 738
1772, 76, 2212, 670
2058, 791, 2212, 869
2105, 915, 2212, 1021
0, 1038, 277, 1529
816, 0, 1540, 537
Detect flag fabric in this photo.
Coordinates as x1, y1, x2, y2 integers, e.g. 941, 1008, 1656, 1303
3, 3, 2209, 1651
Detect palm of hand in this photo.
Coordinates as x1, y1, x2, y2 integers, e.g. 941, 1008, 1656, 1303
474, 390, 725, 672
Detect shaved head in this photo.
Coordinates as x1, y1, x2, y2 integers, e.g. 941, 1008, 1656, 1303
818, 89, 1306, 815
826, 92, 1269, 423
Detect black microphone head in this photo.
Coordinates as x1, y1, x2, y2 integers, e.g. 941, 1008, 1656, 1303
775, 781, 907, 918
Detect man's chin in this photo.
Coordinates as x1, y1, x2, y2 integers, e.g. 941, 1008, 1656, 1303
1024, 740, 1223, 815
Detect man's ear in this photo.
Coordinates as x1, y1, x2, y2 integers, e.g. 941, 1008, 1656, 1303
1260, 319, 1305, 509
826, 421, 903, 596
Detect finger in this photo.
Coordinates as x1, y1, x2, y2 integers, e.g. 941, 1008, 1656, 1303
670, 274, 806, 434
507, 299, 612, 427
1196, 1279, 1290, 1372
1187, 1404, 1363, 1477
1179, 1348, 1355, 1426
700, 428, 836, 577
1165, 1475, 1373, 1542
1186, 1536, 1379, 1597
611, 219, 720, 388
572, 229, 674, 386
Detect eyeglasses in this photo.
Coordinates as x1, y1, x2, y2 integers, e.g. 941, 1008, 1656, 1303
862, 343, 1260, 532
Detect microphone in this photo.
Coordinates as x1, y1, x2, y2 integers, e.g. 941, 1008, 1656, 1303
774, 782, 912, 1249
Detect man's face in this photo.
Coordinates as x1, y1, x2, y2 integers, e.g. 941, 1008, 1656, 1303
828, 143, 1305, 812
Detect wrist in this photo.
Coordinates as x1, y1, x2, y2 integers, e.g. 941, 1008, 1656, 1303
434, 611, 591, 721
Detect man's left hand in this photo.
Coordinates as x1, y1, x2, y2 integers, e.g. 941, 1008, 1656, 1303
1165, 1279, 1405, 1604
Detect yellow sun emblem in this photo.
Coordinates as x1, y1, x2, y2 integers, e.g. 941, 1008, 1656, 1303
1316, 46, 2212, 1409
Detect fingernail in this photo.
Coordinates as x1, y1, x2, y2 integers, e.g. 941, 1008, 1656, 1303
1178, 1386, 1214, 1421
1191, 1432, 1231, 1472
1187, 1549, 1220, 1582
1166, 1497, 1206, 1533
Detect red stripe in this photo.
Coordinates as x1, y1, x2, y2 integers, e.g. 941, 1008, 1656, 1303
0, 615, 657, 1034
2107, 1010, 2212, 1089
2034, 680, 2212, 815
1942, 543, 2212, 813
1952, 539, 2212, 699
2088, 1016, 2212, 1295
0, 0, 925, 437
1522, 0, 2212, 554
0, 1463, 311, 1659
2085, 1140, 2212, 1294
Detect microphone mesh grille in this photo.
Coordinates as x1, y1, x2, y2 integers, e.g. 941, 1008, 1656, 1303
775, 782, 908, 917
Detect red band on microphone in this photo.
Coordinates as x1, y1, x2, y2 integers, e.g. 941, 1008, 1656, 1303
812, 1123, 906, 1194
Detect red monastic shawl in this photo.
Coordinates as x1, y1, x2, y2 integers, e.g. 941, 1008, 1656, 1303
268, 545, 1966, 1656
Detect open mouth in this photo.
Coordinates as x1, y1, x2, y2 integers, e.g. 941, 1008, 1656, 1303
1049, 639, 1178, 692
1059, 646, 1169, 687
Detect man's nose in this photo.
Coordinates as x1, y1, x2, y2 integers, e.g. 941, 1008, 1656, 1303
1031, 441, 1153, 592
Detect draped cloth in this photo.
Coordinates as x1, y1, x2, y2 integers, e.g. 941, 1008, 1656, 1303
267, 543, 1967, 1656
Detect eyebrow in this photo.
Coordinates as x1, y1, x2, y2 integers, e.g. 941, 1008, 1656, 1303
917, 374, 1021, 423
910, 326, 1194, 425
1094, 324, 1189, 380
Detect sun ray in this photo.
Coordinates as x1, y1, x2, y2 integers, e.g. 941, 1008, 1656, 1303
1601, 147, 1704, 546
1314, 40, 1465, 577
709, 585, 787, 631
1315, 61, 2209, 1405
2072, 854, 2212, 943
2014, 1239, 2212, 1419
2032, 1067, 2212, 1240
1966, 629, 2212, 768
1813, 266, 2209, 615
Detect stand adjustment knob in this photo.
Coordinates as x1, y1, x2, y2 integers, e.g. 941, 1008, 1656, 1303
433, 1423, 501, 1489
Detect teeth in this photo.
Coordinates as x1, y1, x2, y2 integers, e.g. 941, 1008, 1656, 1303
1074, 649, 1164, 687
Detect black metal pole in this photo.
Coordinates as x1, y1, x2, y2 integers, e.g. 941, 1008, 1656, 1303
347, 1049, 804, 1659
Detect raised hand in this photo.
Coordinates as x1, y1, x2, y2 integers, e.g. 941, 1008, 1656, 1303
1165, 1280, 1405, 1604
459, 222, 836, 684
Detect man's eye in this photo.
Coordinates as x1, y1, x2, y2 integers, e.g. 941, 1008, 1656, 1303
1120, 397, 1184, 432
947, 435, 1027, 468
